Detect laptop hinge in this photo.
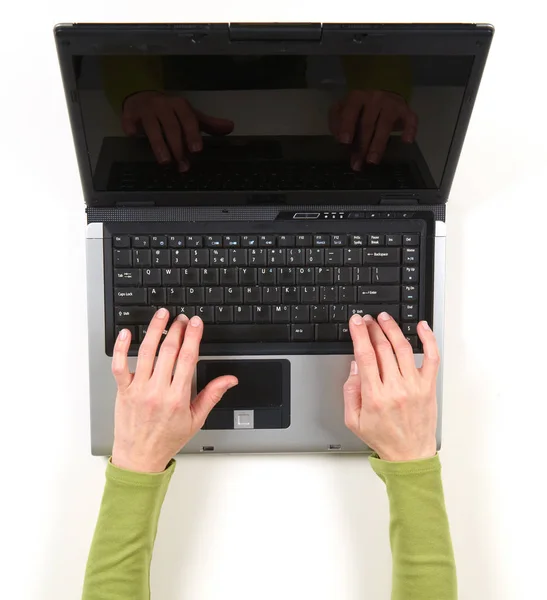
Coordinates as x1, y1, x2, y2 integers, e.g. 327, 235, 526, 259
229, 23, 322, 42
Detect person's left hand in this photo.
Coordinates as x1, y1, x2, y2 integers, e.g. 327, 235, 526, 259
329, 90, 418, 170
110, 310, 238, 472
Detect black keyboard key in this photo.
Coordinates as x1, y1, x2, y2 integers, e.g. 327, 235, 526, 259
205, 287, 223, 304
197, 306, 214, 323
244, 287, 261, 304
152, 249, 171, 267
151, 236, 167, 248
386, 235, 402, 246
296, 234, 312, 247
350, 235, 365, 247
338, 324, 351, 341
114, 249, 132, 267
368, 235, 384, 246
402, 323, 418, 335
116, 325, 137, 342
353, 267, 371, 284
321, 286, 337, 303
349, 304, 400, 320
403, 266, 419, 283
249, 249, 267, 266
115, 287, 146, 305
339, 286, 356, 303
287, 248, 305, 266
241, 235, 258, 248
206, 235, 222, 248
344, 248, 362, 265
306, 249, 324, 265
335, 267, 352, 284
202, 325, 290, 343
372, 267, 400, 284
186, 236, 203, 248
268, 249, 286, 266
132, 235, 149, 248
143, 268, 161, 286
181, 268, 200, 286
330, 305, 348, 323
259, 235, 276, 247
403, 285, 418, 302
202, 268, 219, 285
229, 249, 247, 266
215, 306, 234, 323
403, 304, 418, 321
405, 335, 418, 349
176, 306, 196, 319
316, 267, 334, 284
325, 249, 343, 266
166, 287, 185, 304
115, 306, 156, 324
172, 250, 190, 267
162, 268, 180, 285
115, 269, 142, 286
234, 306, 252, 323
133, 249, 151, 267
278, 268, 295, 285
210, 249, 228, 266
296, 267, 314, 285
272, 305, 290, 324
187, 287, 205, 304
113, 235, 130, 248
331, 234, 348, 247
292, 325, 314, 341
403, 234, 420, 246
191, 250, 209, 267
363, 248, 400, 265
311, 305, 328, 323
258, 268, 276, 285
225, 287, 243, 304
220, 268, 238, 285
301, 286, 319, 303
358, 286, 400, 302
239, 268, 257, 285
223, 236, 240, 248
403, 247, 419, 264
148, 287, 166, 304
254, 306, 272, 323
316, 324, 338, 341
314, 235, 330, 247
168, 235, 185, 248
291, 305, 310, 323
282, 286, 299, 304
278, 235, 295, 247
263, 287, 281, 304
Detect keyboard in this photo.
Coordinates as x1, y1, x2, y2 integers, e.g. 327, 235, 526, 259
108, 224, 428, 354
108, 160, 419, 192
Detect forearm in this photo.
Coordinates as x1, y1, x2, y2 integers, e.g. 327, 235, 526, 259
370, 454, 457, 600
82, 459, 175, 600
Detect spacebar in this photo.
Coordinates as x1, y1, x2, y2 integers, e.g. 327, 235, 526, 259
202, 325, 290, 343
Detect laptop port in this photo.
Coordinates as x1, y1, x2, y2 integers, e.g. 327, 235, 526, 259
328, 444, 342, 450
201, 446, 215, 452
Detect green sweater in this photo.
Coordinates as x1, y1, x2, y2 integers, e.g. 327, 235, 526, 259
82, 454, 456, 599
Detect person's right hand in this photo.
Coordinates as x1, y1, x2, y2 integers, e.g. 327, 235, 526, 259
343, 312, 440, 461
122, 91, 235, 172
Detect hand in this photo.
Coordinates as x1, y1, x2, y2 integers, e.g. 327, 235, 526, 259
343, 312, 440, 462
111, 310, 238, 472
122, 91, 235, 172
329, 90, 418, 170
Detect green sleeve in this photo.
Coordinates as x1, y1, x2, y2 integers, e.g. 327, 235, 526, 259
370, 454, 457, 600
82, 459, 175, 600
342, 56, 413, 102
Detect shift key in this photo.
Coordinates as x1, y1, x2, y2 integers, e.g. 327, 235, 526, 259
115, 306, 156, 324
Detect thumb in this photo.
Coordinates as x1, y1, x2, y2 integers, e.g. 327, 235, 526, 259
343, 361, 361, 432
191, 375, 238, 425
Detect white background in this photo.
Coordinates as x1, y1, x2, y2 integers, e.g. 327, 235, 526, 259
1, 2, 546, 599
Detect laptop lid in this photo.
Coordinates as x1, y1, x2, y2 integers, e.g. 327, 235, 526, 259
54, 23, 493, 207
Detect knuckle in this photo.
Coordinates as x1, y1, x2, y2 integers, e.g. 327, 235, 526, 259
394, 340, 413, 355
138, 344, 156, 359
177, 348, 196, 364
375, 340, 392, 353
355, 349, 376, 365
160, 343, 180, 357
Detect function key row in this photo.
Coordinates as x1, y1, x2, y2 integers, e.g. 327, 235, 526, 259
113, 233, 420, 249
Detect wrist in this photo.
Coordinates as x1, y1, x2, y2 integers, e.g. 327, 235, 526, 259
111, 450, 169, 474
376, 442, 437, 463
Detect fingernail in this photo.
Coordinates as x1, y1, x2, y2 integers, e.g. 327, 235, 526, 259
156, 308, 168, 319
367, 151, 379, 164
350, 360, 358, 375
421, 320, 431, 331
351, 158, 362, 171
340, 132, 351, 144
177, 313, 189, 322
178, 161, 189, 172
226, 379, 238, 390
363, 314, 374, 322
378, 312, 391, 322
118, 328, 128, 340
351, 314, 363, 325
190, 142, 202, 152
190, 316, 202, 327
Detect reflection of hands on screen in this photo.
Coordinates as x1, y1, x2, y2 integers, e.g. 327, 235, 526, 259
329, 90, 418, 171
122, 91, 235, 172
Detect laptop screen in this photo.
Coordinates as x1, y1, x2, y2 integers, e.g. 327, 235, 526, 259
73, 54, 474, 194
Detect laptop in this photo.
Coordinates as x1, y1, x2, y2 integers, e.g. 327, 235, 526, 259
54, 22, 493, 455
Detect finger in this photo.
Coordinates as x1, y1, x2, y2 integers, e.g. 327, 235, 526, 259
418, 321, 441, 381
352, 105, 381, 171
191, 375, 239, 426
343, 361, 361, 432
152, 314, 189, 384
134, 308, 170, 384
366, 111, 397, 164
364, 315, 401, 382
111, 328, 133, 391
121, 112, 138, 136
349, 314, 381, 390
173, 101, 203, 154
338, 95, 363, 145
172, 315, 204, 393
376, 311, 417, 378
194, 110, 235, 135
141, 114, 171, 164
402, 110, 418, 143
157, 108, 186, 168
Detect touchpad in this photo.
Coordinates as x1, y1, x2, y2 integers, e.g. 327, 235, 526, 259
197, 360, 291, 429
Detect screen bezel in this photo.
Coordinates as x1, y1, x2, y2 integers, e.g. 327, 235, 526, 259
54, 23, 493, 207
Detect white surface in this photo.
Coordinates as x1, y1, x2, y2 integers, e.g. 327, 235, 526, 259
1, 2, 546, 599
